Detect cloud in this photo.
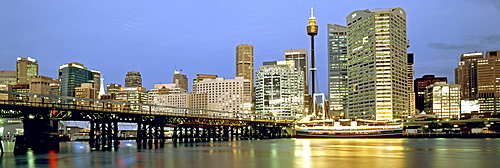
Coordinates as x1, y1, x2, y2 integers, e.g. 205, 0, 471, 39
477, 34, 500, 43
427, 43, 485, 51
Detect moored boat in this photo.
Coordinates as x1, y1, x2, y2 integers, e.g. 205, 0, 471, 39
294, 119, 403, 138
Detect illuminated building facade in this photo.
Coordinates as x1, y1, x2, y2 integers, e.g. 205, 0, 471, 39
173, 70, 188, 92
424, 82, 461, 119
255, 61, 305, 118
0, 84, 12, 101
125, 71, 142, 87
284, 49, 308, 95
29, 75, 53, 103
236, 44, 254, 90
193, 74, 218, 84
75, 83, 96, 106
91, 70, 101, 96
327, 24, 348, 118
107, 84, 122, 96
48, 79, 60, 103
148, 84, 190, 114
477, 50, 500, 113
115, 86, 148, 111
16, 57, 38, 84
192, 77, 252, 113
455, 52, 484, 100
0, 70, 17, 85
414, 75, 448, 113
407, 53, 416, 116
58, 62, 95, 97
12, 84, 29, 105
346, 8, 408, 120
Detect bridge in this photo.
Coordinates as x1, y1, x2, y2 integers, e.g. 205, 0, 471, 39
0, 91, 295, 154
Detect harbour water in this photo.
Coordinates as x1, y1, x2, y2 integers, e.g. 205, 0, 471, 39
1, 138, 500, 168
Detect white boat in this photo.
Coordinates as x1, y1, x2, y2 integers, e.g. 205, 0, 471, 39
70, 133, 90, 141
294, 119, 403, 138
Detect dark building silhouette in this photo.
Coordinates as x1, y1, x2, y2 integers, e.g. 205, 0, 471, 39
414, 75, 448, 112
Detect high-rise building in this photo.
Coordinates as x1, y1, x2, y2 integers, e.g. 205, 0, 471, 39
0, 70, 17, 85
16, 57, 38, 84
424, 82, 461, 119
346, 8, 409, 120
173, 70, 188, 92
29, 75, 53, 103
284, 49, 308, 93
75, 83, 96, 106
477, 50, 500, 113
255, 61, 305, 118
284, 49, 309, 114
58, 62, 95, 98
236, 44, 254, 89
125, 71, 142, 87
192, 77, 252, 113
327, 24, 348, 118
407, 53, 416, 116
414, 75, 448, 113
91, 70, 101, 96
455, 52, 484, 100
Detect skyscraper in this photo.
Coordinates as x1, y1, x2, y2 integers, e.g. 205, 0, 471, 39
16, 57, 38, 84
255, 61, 305, 118
414, 75, 448, 113
327, 24, 348, 118
91, 70, 101, 96
58, 62, 95, 98
125, 71, 142, 87
455, 52, 484, 100
477, 50, 500, 113
284, 49, 309, 112
407, 53, 416, 116
346, 8, 409, 120
173, 70, 188, 92
236, 44, 254, 89
424, 82, 461, 119
284, 49, 308, 90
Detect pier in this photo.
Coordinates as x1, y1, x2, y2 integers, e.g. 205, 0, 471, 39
0, 91, 293, 154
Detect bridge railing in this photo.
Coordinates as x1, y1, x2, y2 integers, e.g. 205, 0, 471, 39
0, 91, 296, 124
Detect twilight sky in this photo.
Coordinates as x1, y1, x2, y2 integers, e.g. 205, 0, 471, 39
1, 0, 499, 95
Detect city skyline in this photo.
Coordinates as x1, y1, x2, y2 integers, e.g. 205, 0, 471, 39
1, 1, 500, 94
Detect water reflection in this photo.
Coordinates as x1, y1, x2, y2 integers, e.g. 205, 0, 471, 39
294, 139, 405, 168
1, 139, 500, 167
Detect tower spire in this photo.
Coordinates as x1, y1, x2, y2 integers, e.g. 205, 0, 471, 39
307, 7, 319, 116
310, 7, 315, 18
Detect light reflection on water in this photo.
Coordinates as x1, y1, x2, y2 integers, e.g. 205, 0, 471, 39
1, 139, 500, 168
